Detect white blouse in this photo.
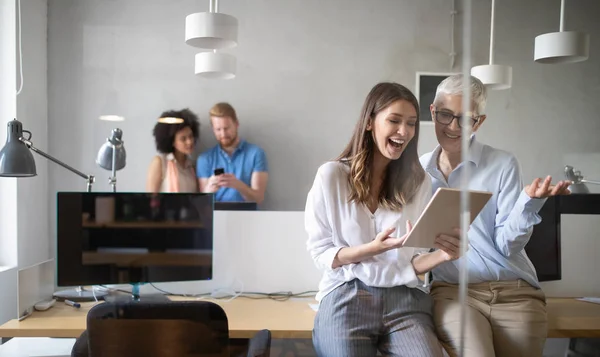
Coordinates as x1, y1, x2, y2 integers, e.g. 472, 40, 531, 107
305, 161, 432, 302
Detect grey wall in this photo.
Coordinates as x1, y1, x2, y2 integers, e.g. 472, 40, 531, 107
46, 0, 600, 212
17, 0, 50, 269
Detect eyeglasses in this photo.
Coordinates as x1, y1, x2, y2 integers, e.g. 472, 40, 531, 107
433, 110, 481, 128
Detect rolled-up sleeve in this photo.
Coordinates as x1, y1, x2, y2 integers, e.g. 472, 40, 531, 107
305, 170, 342, 271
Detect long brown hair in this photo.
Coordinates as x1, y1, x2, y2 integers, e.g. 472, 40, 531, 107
337, 82, 425, 211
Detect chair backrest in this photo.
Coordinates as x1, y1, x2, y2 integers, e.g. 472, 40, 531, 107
86, 300, 229, 357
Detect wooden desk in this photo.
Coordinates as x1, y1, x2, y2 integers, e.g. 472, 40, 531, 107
0, 298, 598, 339
0, 297, 316, 339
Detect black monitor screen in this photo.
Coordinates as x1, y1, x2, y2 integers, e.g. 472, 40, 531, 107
525, 197, 561, 282
57, 192, 214, 287
214, 201, 257, 211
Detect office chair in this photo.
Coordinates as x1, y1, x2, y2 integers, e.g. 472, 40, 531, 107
71, 300, 271, 357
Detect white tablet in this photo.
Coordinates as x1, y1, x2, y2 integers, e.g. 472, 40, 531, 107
403, 187, 493, 248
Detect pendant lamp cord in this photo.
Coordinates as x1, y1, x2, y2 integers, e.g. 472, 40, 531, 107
16, 0, 24, 96
489, 0, 495, 65
449, 0, 457, 70
209, 0, 219, 13
559, 0, 565, 32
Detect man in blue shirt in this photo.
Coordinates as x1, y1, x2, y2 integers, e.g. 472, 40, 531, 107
197, 103, 269, 204
420, 75, 570, 357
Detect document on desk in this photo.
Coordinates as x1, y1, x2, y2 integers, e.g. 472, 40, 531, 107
577, 297, 600, 305
402, 187, 493, 248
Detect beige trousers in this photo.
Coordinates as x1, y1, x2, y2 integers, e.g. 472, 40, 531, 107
431, 280, 547, 357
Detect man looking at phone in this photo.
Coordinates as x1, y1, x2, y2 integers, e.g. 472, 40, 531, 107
197, 102, 269, 204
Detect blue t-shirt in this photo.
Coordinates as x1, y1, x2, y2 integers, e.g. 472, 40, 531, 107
196, 140, 268, 202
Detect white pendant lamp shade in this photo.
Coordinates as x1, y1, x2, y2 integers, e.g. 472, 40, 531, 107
534, 31, 589, 64
470, 0, 512, 90
195, 52, 236, 80
185, 12, 238, 50
471, 64, 512, 90
534, 0, 589, 64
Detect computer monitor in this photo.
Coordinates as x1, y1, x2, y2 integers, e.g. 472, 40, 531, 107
55, 192, 213, 301
214, 201, 257, 211
525, 196, 561, 282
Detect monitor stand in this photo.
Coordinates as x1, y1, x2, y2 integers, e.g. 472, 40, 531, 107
53, 286, 108, 302
103, 283, 171, 303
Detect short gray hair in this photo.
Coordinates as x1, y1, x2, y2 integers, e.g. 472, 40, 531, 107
434, 74, 487, 115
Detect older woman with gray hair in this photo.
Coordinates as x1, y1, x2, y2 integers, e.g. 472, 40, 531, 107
419, 74, 571, 357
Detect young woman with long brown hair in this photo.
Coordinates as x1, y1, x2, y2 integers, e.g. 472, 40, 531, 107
305, 82, 461, 357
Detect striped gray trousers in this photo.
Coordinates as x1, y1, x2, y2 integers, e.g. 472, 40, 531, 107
313, 279, 444, 357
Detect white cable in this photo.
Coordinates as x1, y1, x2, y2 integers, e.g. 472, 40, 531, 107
208, 278, 244, 302
15, 0, 24, 96
559, 0, 565, 32
92, 286, 98, 302
489, 0, 496, 65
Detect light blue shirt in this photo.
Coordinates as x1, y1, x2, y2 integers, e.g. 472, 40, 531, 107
419, 136, 546, 288
196, 140, 268, 202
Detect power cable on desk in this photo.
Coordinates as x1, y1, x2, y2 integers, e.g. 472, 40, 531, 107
233, 291, 317, 301
97, 285, 138, 295
149, 283, 317, 301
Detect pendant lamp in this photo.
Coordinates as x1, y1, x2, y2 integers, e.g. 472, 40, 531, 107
534, 0, 589, 64
195, 51, 236, 80
185, 0, 238, 50
471, 0, 512, 90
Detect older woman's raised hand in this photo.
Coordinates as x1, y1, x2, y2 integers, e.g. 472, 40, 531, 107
525, 176, 571, 198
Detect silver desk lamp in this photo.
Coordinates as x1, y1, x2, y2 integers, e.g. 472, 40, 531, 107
565, 165, 600, 194
96, 128, 126, 192
0, 119, 104, 302
0, 119, 95, 190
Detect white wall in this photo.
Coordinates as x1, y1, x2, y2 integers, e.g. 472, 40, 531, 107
0, 0, 18, 269
142, 211, 321, 295
0, 268, 18, 327
18, 260, 55, 318
0, 0, 50, 327
0, 0, 20, 327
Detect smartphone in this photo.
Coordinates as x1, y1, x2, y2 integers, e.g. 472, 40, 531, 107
214, 168, 224, 176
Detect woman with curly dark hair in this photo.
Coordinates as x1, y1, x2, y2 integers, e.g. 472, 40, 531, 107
146, 108, 200, 193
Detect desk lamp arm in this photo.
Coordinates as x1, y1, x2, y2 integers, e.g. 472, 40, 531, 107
20, 137, 95, 192
580, 179, 600, 186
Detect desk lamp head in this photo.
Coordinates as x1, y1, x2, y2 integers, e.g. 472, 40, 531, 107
565, 165, 591, 194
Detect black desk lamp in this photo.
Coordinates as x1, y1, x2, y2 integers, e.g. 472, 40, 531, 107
0, 119, 95, 190
96, 128, 126, 192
